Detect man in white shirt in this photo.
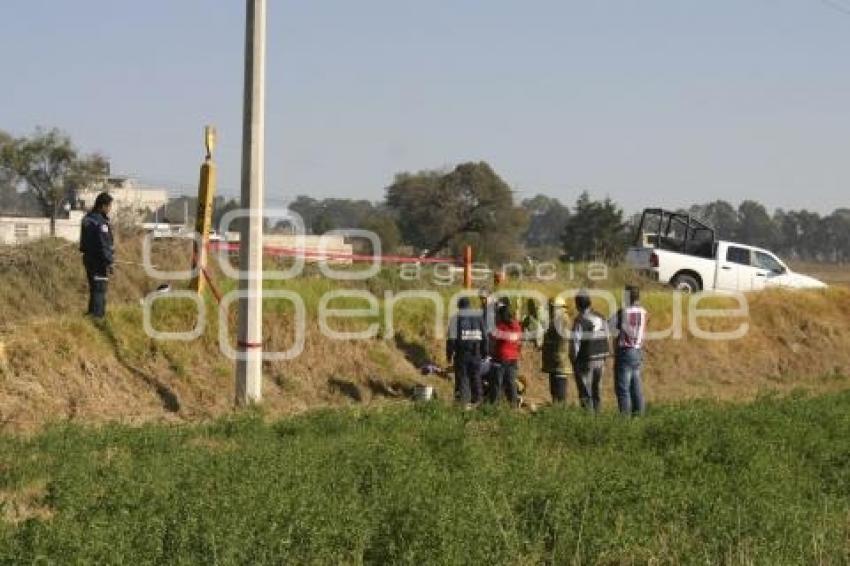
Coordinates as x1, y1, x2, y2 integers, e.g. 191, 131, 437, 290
609, 286, 649, 416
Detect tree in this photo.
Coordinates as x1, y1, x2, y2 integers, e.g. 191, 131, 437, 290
522, 194, 571, 249
288, 195, 376, 234
736, 200, 777, 250
0, 128, 108, 235
689, 200, 739, 239
561, 192, 626, 261
0, 131, 17, 211
773, 209, 800, 258
386, 162, 527, 263
821, 211, 850, 263
311, 212, 336, 235
361, 212, 401, 254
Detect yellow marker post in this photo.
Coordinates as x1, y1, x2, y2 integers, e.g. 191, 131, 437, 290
191, 126, 218, 294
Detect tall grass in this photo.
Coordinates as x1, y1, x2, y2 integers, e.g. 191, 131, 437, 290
1, 392, 850, 563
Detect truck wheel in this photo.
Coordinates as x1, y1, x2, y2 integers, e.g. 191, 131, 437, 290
671, 274, 700, 293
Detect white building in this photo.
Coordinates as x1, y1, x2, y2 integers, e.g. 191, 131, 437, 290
0, 210, 85, 245
263, 234, 354, 264
76, 177, 168, 224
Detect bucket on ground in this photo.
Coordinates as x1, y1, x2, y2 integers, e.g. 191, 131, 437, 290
412, 385, 435, 402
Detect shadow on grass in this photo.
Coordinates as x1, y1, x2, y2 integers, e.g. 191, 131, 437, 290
328, 378, 363, 402
366, 377, 413, 399
394, 333, 431, 367
328, 377, 414, 402
95, 319, 181, 413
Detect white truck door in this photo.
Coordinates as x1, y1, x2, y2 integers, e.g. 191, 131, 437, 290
719, 245, 752, 291
737, 246, 764, 291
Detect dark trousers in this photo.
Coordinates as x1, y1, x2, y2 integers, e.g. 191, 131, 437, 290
489, 360, 519, 407
575, 360, 604, 412
85, 265, 109, 318
454, 355, 482, 404
481, 362, 497, 399
549, 373, 568, 404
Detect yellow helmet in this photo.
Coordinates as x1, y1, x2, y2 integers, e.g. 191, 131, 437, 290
550, 295, 567, 308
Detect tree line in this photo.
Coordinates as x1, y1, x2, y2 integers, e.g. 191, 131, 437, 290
275, 164, 850, 264
2, 128, 848, 263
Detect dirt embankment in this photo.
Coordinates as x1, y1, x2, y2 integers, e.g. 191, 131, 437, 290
1, 238, 850, 430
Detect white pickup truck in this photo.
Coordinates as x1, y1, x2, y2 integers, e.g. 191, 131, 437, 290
626, 208, 826, 292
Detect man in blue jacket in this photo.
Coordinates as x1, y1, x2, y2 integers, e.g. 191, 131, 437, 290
446, 296, 489, 408
79, 192, 114, 318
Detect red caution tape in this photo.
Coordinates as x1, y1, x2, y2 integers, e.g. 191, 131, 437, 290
208, 242, 458, 265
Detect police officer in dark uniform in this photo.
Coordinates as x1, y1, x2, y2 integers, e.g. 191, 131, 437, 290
79, 192, 114, 318
446, 296, 489, 407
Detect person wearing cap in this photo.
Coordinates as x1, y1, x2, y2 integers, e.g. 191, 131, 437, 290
79, 192, 114, 318
541, 295, 571, 404
609, 285, 649, 416
446, 296, 489, 407
569, 291, 611, 412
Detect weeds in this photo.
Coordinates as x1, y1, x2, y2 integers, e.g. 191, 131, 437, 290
1, 393, 850, 563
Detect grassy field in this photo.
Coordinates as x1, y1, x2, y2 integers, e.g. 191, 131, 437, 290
2, 392, 850, 564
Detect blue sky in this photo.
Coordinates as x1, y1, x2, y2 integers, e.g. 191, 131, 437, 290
1, 0, 849, 213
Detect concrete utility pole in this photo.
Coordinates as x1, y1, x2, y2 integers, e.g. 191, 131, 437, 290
236, 0, 266, 405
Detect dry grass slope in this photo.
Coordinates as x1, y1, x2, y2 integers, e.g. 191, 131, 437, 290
1, 237, 849, 430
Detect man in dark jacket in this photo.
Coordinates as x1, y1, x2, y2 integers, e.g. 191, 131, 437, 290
569, 291, 610, 412
446, 296, 489, 407
79, 192, 114, 318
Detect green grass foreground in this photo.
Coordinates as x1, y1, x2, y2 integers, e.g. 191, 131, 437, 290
2, 393, 850, 564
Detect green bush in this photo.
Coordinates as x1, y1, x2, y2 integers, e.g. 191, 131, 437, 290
2, 393, 850, 564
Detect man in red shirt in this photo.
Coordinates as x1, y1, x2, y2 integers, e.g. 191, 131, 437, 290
488, 302, 522, 407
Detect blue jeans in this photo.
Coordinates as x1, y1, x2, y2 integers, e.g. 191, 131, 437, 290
616, 348, 645, 416
489, 361, 519, 407
574, 360, 603, 412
